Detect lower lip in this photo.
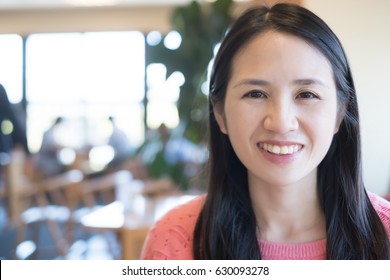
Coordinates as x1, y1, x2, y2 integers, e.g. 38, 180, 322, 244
259, 148, 302, 165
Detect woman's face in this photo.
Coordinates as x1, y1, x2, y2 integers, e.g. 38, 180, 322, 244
214, 31, 340, 187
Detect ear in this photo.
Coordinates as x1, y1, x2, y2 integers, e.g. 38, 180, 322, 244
213, 106, 228, 135
334, 107, 345, 134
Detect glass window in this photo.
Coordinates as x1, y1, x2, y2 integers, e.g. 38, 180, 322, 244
26, 31, 145, 153
0, 34, 23, 104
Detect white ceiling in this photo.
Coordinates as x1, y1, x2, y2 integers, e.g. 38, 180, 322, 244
0, 0, 234, 10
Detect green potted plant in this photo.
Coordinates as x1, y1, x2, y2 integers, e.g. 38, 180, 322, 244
140, 0, 234, 190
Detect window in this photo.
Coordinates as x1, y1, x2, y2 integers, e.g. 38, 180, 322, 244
0, 34, 23, 104
26, 31, 145, 152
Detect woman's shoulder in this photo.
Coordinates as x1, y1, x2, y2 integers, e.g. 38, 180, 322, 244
368, 192, 390, 234
154, 194, 206, 227
140, 194, 205, 260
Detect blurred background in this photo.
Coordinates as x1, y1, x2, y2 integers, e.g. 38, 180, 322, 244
0, 0, 389, 260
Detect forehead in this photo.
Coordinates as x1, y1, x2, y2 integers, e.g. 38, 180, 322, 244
230, 30, 334, 82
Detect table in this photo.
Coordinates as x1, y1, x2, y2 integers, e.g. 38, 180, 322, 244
80, 193, 198, 259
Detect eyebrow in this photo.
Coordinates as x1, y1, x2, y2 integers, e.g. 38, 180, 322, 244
232, 79, 269, 88
292, 78, 328, 88
232, 78, 329, 88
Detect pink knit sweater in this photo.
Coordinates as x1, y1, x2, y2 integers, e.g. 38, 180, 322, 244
140, 193, 390, 260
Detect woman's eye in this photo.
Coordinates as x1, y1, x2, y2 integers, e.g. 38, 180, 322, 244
244, 90, 265, 98
297, 91, 318, 99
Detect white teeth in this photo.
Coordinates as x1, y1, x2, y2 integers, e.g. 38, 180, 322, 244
272, 146, 281, 154
280, 146, 288, 154
259, 143, 302, 155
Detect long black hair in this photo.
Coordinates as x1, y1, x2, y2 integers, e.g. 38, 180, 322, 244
193, 3, 390, 259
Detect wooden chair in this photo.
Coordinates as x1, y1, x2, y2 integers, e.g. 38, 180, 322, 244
79, 176, 179, 259
3, 148, 84, 258
14, 169, 84, 258
64, 169, 134, 256
107, 156, 149, 181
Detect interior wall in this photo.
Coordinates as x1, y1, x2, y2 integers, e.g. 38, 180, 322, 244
304, 0, 390, 196
0, 2, 251, 35
0, 6, 174, 35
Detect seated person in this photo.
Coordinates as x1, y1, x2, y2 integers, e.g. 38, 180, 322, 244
36, 117, 66, 178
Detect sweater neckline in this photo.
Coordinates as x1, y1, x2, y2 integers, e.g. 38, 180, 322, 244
258, 238, 327, 260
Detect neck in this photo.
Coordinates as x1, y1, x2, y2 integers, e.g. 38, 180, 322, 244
249, 170, 326, 243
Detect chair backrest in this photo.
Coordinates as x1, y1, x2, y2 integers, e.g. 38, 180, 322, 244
5, 150, 84, 225
75, 170, 133, 208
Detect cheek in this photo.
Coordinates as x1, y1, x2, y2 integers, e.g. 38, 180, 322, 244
223, 105, 260, 158
306, 106, 339, 152
223, 104, 255, 136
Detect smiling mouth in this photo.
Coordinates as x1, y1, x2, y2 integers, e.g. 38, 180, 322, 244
257, 143, 303, 155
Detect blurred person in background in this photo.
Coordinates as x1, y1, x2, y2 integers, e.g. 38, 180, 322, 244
0, 84, 30, 183
0, 84, 29, 157
0, 83, 31, 206
106, 116, 133, 169
36, 117, 66, 178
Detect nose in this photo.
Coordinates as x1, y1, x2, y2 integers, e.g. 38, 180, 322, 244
263, 100, 299, 134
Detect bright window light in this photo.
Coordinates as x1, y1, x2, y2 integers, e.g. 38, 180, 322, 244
163, 31, 182, 50
146, 31, 162, 46
26, 31, 145, 152
146, 64, 182, 129
167, 71, 185, 88
0, 34, 23, 104
147, 102, 179, 129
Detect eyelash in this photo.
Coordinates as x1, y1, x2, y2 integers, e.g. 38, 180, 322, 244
243, 90, 320, 100
243, 90, 266, 98
296, 91, 319, 99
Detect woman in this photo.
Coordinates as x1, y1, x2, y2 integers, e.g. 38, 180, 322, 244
141, 3, 390, 259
